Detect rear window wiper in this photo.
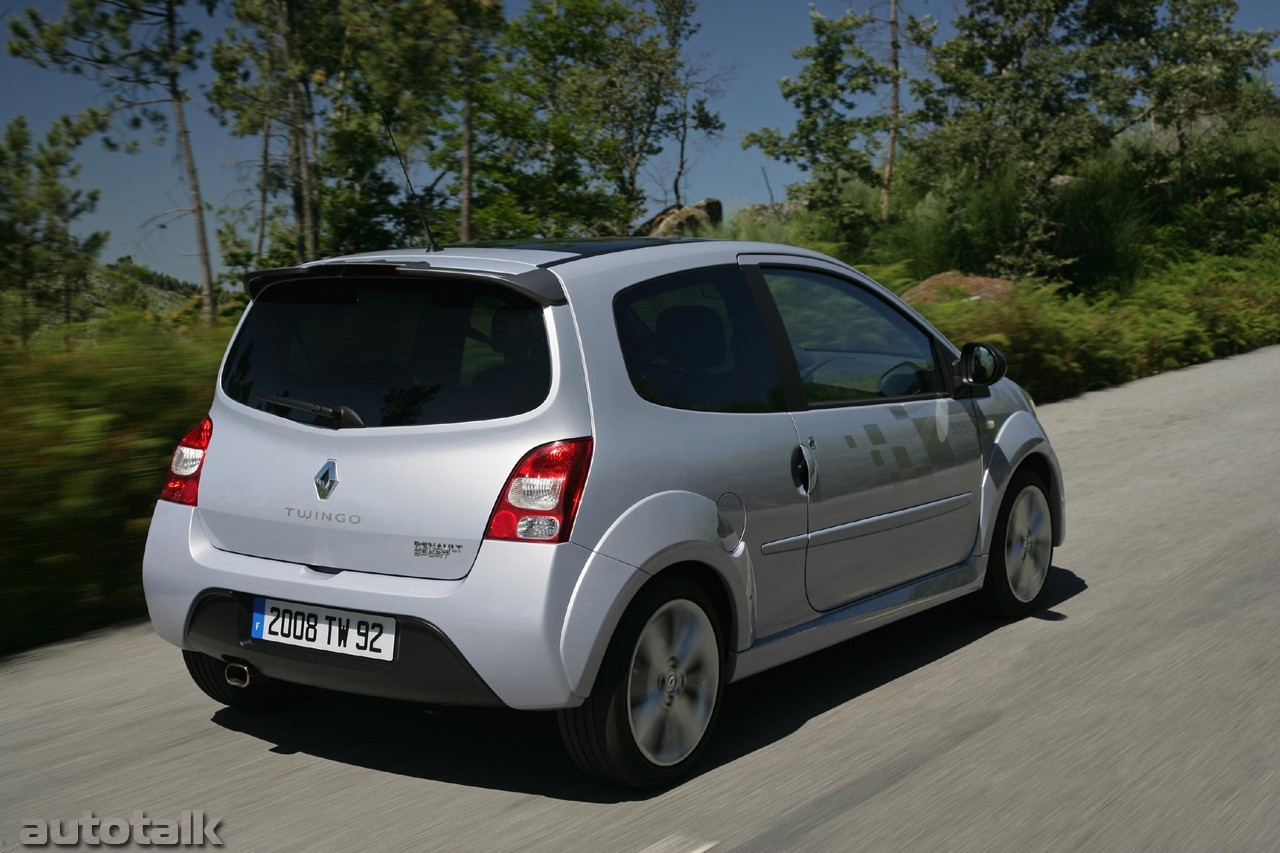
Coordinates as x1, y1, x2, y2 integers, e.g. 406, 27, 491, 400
256, 394, 365, 429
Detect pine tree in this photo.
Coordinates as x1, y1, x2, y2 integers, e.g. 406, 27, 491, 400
9, 0, 219, 322
0, 116, 107, 347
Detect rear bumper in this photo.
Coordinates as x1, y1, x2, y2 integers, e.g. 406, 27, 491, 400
143, 501, 643, 709
184, 591, 502, 706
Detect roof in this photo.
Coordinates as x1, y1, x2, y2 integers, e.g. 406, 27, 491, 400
304, 237, 712, 270
242, 238, 836, 301
453, 237, 711, 266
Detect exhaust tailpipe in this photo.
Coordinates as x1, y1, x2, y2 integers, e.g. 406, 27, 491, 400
225, 663, 252, 688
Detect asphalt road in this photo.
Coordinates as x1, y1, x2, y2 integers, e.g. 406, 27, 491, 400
3, 345, 1279, 852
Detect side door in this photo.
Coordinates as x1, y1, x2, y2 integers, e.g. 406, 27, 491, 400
742, 258, 984, 611
607, 264, 814, 639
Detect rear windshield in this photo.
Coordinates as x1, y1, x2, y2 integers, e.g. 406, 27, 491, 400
221, 277, 551, 427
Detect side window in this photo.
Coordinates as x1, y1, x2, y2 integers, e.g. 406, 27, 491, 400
614, 265, 784, 413
761, 268, 943, 405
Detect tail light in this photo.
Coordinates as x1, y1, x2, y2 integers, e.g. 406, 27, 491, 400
485, 438, 593, 543
160, 417, 213, 506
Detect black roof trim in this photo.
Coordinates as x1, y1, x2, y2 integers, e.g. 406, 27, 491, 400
242, 262, 566, 305
456, 237, 712, 268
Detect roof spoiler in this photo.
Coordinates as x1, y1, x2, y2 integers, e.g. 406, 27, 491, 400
242, 262, 566, 305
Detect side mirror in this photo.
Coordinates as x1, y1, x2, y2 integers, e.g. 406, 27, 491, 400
958, 342, 1007, 387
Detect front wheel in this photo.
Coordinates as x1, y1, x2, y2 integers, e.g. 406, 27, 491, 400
557, 577, 725, 788
983, 470, 1054, 617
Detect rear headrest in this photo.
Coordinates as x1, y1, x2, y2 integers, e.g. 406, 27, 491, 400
656, 305, 726, 369
490, 308, 536, 358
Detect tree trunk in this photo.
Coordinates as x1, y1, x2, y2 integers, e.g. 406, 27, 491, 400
672, 90, 689, 209
276, 1, 300, 261
286, 122, 304, 261
880, 0, 900, 222
167, 0, 215, 323
255, 115, 270, 264
278, 0, 317, 262
17, 252, 35, 349
61, 272, 73, 351
301, 73, 320, 258
459, 17, 474, 242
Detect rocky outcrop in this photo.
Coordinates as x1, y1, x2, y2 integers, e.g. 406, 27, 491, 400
900, 270, 1015, 307
637, 198, 723, 237
736, 200, 807, 222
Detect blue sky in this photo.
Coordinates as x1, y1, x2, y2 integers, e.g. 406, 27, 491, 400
1, 0, 1277, 284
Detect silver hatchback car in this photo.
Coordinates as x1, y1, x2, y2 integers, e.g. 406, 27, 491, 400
143, 238, 1064, 788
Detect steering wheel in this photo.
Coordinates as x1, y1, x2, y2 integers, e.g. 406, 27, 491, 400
877, 361, 922, 397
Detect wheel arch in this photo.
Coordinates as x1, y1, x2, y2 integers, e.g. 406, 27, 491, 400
643, 559, 737, 657
979, 410, 1066, 556
555, 561, 733, 788
564, 547, 748, 700
560, 491, 754, 700
1012, 451, 1064, 546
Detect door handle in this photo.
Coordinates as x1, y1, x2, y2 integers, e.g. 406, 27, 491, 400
791, 444, 818, 494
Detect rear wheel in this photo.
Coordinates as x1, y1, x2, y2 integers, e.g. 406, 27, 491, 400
557, 577, 725, 788
983, 470, 1054, 617
182, 650, 295, 713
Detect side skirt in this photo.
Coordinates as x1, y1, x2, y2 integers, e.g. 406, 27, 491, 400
727, 555, 987, 682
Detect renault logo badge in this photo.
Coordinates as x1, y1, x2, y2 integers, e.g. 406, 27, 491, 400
315, 460, 338, 500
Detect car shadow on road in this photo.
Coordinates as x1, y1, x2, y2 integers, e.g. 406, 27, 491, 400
212, 566, 1086, 803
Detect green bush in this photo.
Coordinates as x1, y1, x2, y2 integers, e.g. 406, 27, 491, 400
919, 241, 1280, 403
1149, 251, 1280, 358
0, 314, 231, 653
1050, 144, 1151, 296
874, 190, 963, 279
872, 167, 1023, 282
921, 284, 1098, 401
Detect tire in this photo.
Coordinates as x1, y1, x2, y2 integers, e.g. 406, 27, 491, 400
557, 576, 725, 789
983, 469, 1054, 617
182, 650, 295, 713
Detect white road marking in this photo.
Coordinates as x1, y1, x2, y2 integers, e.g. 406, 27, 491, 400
638, 836, 718, 853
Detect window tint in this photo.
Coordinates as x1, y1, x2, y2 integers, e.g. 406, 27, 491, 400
762, 268, 943, 405
614, 265, 783, 413
222, 278, 550, 427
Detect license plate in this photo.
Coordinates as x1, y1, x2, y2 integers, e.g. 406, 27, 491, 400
251, 597, 396, 661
